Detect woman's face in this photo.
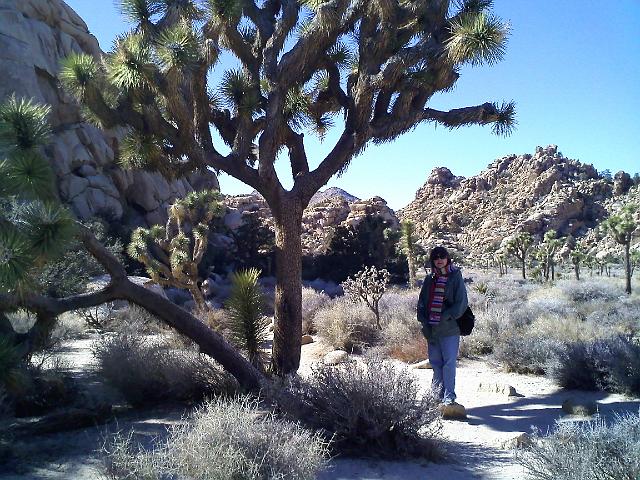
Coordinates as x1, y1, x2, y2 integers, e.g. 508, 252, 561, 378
433, 254, 448, 269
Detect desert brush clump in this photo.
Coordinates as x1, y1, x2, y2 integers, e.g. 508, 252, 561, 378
547, 336, 640, 395
313, 296, 380, 352
518, 411, 640, 480
281, 357, 443, 459
103, 396, 329, 480
301, 286, 331, 335
93, 333, 238, 407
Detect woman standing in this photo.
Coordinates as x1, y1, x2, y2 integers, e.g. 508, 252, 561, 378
417, 246, 468, 405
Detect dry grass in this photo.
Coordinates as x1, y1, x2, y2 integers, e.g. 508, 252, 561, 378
386, 335, 427, 363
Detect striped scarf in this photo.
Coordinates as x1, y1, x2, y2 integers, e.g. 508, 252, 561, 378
428, 263, 455, 325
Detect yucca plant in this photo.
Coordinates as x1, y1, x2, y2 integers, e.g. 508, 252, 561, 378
61, 0, 516, 374
226, 269, 270, 369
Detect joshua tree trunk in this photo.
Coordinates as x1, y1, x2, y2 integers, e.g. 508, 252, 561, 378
521, 257, 526, 279
271, 201, 304, 375
574, 263, 580, 281
624, 242, 632, 294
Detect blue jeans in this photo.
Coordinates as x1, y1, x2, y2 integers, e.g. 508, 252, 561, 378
428, 335, 460, 403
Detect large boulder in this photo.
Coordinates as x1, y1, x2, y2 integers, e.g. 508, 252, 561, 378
0, 0, 217, 227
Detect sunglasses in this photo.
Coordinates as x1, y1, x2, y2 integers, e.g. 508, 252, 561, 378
433, 254, 448, 260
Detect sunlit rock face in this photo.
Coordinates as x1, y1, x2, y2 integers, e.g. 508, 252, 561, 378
0, 0, 217, 226
398, 145, 637, 261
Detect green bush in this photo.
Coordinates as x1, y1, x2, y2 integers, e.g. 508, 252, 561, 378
281, 357, 443, 459
104, 396, 329, 480
519, 412, 640, 480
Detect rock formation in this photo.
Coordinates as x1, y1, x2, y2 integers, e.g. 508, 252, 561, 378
398, 145, 632, 260
0, 0, 217, 226
223, 190, 399, 256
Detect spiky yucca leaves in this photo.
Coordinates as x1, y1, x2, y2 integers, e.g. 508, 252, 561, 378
117, 0, 163, 24
446, 12, 510, 66
107, 33, 156, 91
156, 22, 201, 72
127, 190, 223, 308
226, 268, 270, 369
59, 53, 100, 101
0, 95, 51, 153
219, 69, 260, 114
0, 336, 30, 395
0, 96, 76, 293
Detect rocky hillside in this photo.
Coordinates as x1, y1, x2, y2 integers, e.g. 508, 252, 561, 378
223, 193, 398, 256
0, 0, 217, 226
398, 145, 638, 260
309, 187, 360, 205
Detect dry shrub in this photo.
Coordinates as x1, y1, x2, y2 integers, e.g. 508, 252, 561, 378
493, 330, 562, 375
458, 305, 513, 357
301, 287, 331, 335
104, 396, 329, 480
281, 357, 443, 459
547, 336, 640, 395
313, 297, 380, 351
386, 335, 427, 363
554, 278, 623, 303
93, 333, 238, 407
518, 412, 640, 480
194, 307, 231, 335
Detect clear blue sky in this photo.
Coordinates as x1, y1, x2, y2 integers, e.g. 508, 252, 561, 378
65, 1, 640, 210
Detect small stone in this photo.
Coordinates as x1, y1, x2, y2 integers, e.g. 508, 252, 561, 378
477, 382, 521, 397
562, 398, 598, 416
412, 360, 432, 369
301, 335, 314, 345
439, 402, 467, 420
323, 350, 349, 365
500, 432, 533, 450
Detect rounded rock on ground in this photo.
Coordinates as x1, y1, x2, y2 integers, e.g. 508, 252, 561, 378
562, 398, 598, 416
477, 382, 520, 397
411, 359, 432, 369
500, 432, 533, 450
323, 350, 349, 365
439, 402, 467, 420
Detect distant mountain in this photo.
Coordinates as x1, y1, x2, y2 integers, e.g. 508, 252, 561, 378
309, 187, 360, 205
398, 145, 639, 260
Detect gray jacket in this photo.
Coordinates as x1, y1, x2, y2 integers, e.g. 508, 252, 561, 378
417, 268, 468, 340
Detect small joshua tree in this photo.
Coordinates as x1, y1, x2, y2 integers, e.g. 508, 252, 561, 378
505, 231, 534, 279
536, 229, 563, 281
342, 265, 389, 330
569, 241, 587, 281
226, 268, 270, 369
127, 190, 223, 309
601, 204, 639, 294
399, 220, 418, 288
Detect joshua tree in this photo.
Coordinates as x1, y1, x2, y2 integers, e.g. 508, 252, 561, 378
61, 0, 515, 374
536, 229, 563, 281
600, 204, 639, 294
399, 220, 418, 288
569, 241, 587, 281
0, 96, 263, 391
505, 231, 533, 279
128, 189, 223, 308
342, 265, 390, 330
